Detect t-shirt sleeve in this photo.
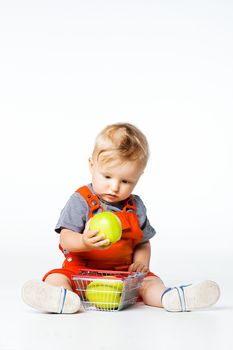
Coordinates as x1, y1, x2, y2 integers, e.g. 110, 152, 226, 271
55, 192, 89, 233
133, 195, 156, 243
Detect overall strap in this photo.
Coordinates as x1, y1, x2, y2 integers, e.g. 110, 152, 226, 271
76, 186, 102, 219
122, 195, 137, 212
76, 185, 136, 215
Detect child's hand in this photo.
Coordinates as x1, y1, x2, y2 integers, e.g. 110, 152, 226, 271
82, 220, 110, 249
128, 262, 149, 273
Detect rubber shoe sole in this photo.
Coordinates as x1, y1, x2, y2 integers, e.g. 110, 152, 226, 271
161, 280, 220, 312
22, 280, 81, 314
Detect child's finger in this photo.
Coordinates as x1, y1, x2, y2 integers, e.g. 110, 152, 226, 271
138, 265, 148, 273
128, 264, 136, 272
87, 229, 99, 238
142, 266, 149, 273
91, 233, 105, 242
94, 239, 110, 247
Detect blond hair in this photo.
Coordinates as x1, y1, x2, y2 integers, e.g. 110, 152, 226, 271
92, 123, 149, 167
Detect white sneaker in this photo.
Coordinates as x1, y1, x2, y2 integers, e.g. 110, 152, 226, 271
161, 280, 220, 312
22, 280, 81, 314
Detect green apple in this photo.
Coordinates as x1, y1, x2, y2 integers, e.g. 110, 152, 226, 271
86, 279, 123, 310
89, 212, 122, 246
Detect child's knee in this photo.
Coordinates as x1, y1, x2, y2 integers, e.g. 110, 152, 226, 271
44, 273, 72, 289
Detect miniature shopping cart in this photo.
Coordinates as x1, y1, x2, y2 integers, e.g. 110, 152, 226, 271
72, 269, 146, 312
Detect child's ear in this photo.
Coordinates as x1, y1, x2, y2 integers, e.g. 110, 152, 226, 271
88, 157, 94, 171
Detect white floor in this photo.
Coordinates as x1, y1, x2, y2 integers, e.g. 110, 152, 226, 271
1, 249, 233, 350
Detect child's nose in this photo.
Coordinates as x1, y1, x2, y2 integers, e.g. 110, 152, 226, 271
110, 180, 120, 193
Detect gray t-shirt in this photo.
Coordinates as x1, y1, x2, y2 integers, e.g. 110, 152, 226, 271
55, 184, 156, 244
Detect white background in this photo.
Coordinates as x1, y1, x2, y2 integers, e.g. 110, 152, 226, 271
0, 1, 232, 349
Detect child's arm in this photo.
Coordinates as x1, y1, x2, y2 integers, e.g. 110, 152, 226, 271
60, 221, 110, 252
128, 240, 151, 273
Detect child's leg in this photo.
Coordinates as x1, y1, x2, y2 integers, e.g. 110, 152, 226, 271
139, 276, 220, 312
139, 276, 166, 307
22, 273, 81, 314
44, 273, 73, 291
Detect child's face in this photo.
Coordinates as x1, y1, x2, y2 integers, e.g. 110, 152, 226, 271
89, 158, 144, 203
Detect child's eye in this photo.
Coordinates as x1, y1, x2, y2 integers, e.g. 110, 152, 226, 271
105, 175, 111, 179
122, 180, 129, 184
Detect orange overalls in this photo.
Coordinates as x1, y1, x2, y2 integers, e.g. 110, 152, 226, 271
43, 186, 156, 290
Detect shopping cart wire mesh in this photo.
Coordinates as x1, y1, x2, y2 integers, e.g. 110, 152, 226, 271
72, 268, 146, 312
